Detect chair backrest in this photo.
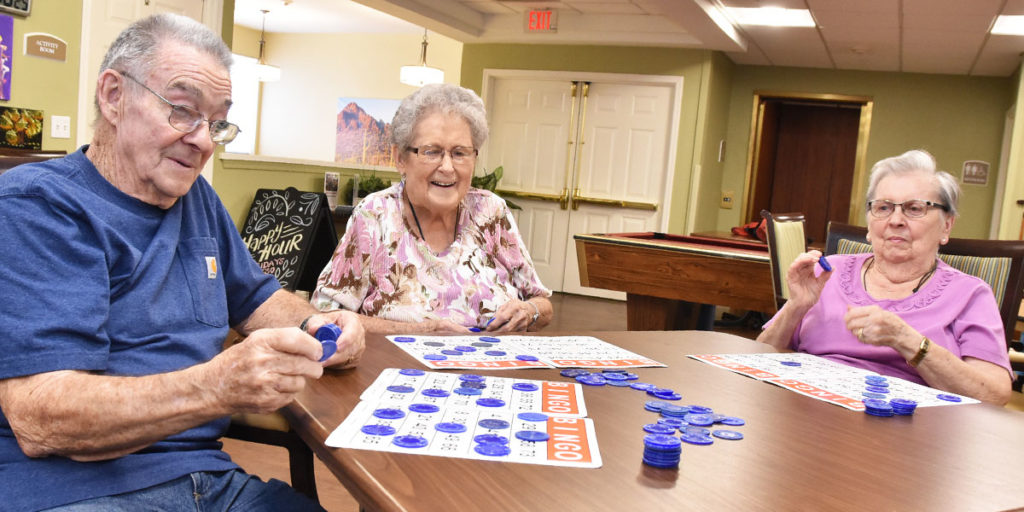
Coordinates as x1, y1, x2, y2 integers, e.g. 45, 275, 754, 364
761, 210, 807, 309
825, 221, 1024, 349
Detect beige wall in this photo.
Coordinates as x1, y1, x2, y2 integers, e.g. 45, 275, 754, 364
5, 3, 83, 154
231, 28, 462, 162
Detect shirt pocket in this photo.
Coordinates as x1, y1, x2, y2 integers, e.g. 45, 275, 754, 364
179, 237, 229, 327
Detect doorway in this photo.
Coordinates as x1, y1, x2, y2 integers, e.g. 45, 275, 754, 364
743, 93, 872, 244
480, 70, 683, 298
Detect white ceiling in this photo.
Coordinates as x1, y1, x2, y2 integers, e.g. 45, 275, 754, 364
234, 0, 1024, 76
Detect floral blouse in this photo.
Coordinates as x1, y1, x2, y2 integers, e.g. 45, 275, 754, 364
311, 182, 551, 327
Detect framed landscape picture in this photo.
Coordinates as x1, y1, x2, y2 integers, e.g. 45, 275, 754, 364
335, 97, 400, 169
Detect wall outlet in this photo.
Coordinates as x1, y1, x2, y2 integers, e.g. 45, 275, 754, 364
720, 190, 734, 209
51, 115, 71, 139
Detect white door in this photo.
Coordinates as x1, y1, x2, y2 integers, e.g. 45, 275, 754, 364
485, 77, 576, 290
77, 0, 209, 148
482, 72, 680, 299
560, 81, 673, 297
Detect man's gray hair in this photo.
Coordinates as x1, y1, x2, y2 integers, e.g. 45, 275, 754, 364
865, 149, 960, 218
390, 83, 489, 150
96, 13, 231, 111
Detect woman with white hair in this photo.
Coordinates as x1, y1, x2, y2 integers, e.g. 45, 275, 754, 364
758, 149, 1012, 404
312, 83, 553, 334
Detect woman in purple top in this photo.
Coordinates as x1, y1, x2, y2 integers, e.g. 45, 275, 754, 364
313, 84, 553, 334
759, 150, 1012, 404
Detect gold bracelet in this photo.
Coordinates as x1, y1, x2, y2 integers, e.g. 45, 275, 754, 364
908, 336, 931, 367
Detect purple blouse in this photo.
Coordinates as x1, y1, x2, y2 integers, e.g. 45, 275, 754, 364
311, 182, 551, 326
779, 252, 1012, 384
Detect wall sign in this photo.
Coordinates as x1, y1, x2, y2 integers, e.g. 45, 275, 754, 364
241, 187, 338, 292
524, 9, 557, 32
961, 160, 989, 186
24, 32, 65, 61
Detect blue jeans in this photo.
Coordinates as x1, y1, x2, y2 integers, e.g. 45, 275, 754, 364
40, 469, 325, 512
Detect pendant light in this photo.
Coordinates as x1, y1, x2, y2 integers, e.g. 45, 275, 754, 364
255, 9, 281, 82
400, 29, 443, 87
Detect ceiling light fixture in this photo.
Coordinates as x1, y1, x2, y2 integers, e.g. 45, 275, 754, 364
400, 29, 444, 87
992, 15, 1024, 36
255, 9, 281, 82
726, 7, 815, 28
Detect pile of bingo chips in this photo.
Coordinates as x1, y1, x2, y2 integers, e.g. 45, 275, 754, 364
560, 368, 746, 469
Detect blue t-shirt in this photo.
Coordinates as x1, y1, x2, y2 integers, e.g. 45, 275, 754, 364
0, 147, 281, 510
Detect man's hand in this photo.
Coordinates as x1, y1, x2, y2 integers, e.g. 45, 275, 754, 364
304, 310, 367, 369
206, 327, 324, 414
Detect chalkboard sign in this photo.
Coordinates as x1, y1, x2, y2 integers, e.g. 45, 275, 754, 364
241, 187, 338, 292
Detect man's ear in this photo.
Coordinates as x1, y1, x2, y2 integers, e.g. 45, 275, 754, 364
95, 69, 125, 127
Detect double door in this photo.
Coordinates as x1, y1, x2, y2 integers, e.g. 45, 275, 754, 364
481, 71, 681, 298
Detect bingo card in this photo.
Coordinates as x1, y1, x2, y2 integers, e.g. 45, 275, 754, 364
326, 369, 602, 468
689, 352, 979, 410
388, 334, 665, 370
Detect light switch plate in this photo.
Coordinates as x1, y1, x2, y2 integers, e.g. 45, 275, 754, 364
720, 190, 734, 209
51, 115, 71, 139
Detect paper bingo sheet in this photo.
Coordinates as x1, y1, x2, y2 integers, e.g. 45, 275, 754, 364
689, 352, 979, 411
388, 334, 665, 370
325, 368, 602, 468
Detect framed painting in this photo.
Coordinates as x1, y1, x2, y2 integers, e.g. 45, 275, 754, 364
335, 97, 400, 169
0, 106, 42, 149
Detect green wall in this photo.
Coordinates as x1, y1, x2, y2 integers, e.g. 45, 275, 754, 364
692, 52, 735, 232
461, 44, 716, 234
4, 3, 83, 153
214, 155, 399, 229
721, 66, 1013, 239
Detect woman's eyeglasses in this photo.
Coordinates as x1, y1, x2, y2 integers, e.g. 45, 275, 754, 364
867, 199, 950, 219
407, 145, 478, 165
120, 72, 240, 144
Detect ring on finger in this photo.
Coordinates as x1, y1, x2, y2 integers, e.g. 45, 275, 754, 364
857, 328, 864, 340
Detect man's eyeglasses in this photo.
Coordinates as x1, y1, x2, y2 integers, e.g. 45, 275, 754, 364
407, 145, 478, 165
120, 72, 240, 144
867, 199, 950, 219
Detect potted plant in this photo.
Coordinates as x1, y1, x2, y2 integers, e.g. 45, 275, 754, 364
343, 173, 392, 204
472, 166, 521, 210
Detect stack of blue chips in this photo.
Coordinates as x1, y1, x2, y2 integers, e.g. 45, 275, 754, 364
659, 405, 689, 418
862, 398, 895, 417
576, 373, 608, 386
646, 387, 682, 401
889, 398, 918, 415
473, 433, 512, 457
642, 434, 682, 468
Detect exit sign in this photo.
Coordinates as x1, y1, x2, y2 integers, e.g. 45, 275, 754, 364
524, 9, 557, 32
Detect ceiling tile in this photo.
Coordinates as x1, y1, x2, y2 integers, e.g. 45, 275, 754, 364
813, 9, 898, 33
1004, 0, 1024, 15
742, 26, 833, 68
973, 34, 1024, 75
902, 0, 1001, 32
806, 0, 896, 15
720, 0, 807, 9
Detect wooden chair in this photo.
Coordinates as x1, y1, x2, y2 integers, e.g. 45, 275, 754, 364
825, 221, 1024, 384
222, 333, 318, 502
761, 210, 807, 309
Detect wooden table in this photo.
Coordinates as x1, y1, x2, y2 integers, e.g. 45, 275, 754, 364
574, 232, 776, 330
282, 331, 1024, 511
